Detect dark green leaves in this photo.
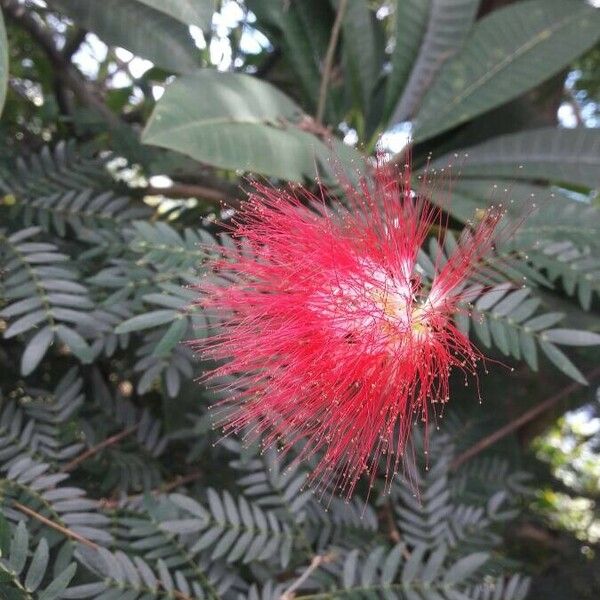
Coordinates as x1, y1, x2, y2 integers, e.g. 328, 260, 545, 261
389, 0, 479, 124
48, 0, 200, 73
0, 227, 100, 374
0, 518, 76, 599
413, 0, 600, 141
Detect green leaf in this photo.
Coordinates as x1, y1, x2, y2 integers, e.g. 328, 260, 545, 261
519, 330, 538, 370
422, 544, 447, 583
443, 552, 489, 585
153, 317, 189, 357
21, 326, 54, 376
115, 310, 178, 334
38, 562, 76, 600
47, 0, 199, 73
3, 310, 47, 338
414, 0, 600, 142
402, 544, 426, 585
143, 71, 331, 181
9, 522, 28, 576
0, 8, 8, 116
539, 340, 587, 384
55, 325, 95, 363
343, 549, 359, 589
383, 0, 431, 122
390, 0, 479, 124
541, 329, 600, 346
24, 539, 49, 592
137, 0, 214, 30
0, 514, 11, 556
0, 585, 24, 600
523, 312, 565, 332
381, 544, 404, 585
337, 0, 378, 112
446, 128, 600, 189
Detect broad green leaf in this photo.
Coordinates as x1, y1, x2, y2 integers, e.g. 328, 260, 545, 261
414, 0, 600, 142
442, 128, 600, 190
337, 0, 378, 112
143, 71, 330, 181
115, 310, 177, 334
383, 0, 431, 123
48, 0, 199, 73
439, 178, 578, 225
21, 326, 54, 376
390, 0, 479, 124
0, 8, 8, 116
541, 329, 600, 346
138, 0, 214, 30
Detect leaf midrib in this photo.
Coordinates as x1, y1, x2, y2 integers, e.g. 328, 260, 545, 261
419, 5, 590, 130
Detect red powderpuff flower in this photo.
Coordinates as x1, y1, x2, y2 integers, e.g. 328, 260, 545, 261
194, 161, 504, 498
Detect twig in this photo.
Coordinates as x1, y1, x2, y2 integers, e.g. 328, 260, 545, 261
380, 501, 412, 559
382, 500, 400, 543
316, 0, 348, 124
144, 182, 241, 209
63, 425, 139, 472
451, 366, 600, 471
280, 553, 335, 600
99, 471, 203, 510
13, 501, 99, 549
161, 471, 203, 493
63, 28, 87, 61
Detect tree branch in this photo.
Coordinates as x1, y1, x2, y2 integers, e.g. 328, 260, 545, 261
63, 425, 139, 472
144, 182, 241, 209
316, 0, 348, 124
13, 501, 99, 549
99, 471, 203, 510
451, 366, 600, 471
62, 27, 87, 61
1, 0, 119, 127
280, 553, 336, 600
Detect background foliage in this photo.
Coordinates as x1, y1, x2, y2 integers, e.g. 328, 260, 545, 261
0, 0, 599, 598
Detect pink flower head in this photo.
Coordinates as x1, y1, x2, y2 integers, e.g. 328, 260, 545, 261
194, 161, 503, 498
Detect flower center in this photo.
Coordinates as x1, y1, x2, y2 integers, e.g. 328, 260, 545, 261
313, 262, 434, 354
